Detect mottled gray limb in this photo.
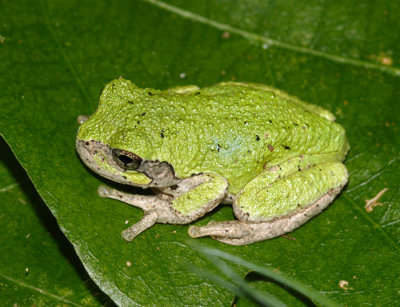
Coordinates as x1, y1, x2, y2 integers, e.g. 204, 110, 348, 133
122, 211, 158, 241
98, 185, 160, 211
188, 187, 342, 245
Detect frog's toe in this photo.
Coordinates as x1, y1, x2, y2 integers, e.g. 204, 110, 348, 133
97, 185, 112, 197
189, 221, 278, 245
77, 115, 89, 124
211, 236, 252, 246
188, 221, 252, 240
122, 211, 158, 241
122, 228, 137, 241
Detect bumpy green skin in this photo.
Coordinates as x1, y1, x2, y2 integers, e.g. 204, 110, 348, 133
78, 79, 348, 197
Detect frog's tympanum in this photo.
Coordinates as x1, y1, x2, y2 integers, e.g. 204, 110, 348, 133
76, 78, 349, 245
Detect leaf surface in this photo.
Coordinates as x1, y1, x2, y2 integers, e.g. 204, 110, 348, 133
0, 139, 112, 306
0, 0, 399, 305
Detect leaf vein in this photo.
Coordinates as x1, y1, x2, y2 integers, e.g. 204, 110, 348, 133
0, 273, 83, 306
39, 0, 92, 105
141, 0, 400, 76
343, 193, 400, 254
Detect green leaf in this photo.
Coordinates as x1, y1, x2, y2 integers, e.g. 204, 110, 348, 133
0, 139, 113, 306
190, 244, 339, 307
1, 0, 399, 305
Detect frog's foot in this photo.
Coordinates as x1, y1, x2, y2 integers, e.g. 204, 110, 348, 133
98, 185, 175, 241
189, 186, 344, 245
98, 172, 228, 241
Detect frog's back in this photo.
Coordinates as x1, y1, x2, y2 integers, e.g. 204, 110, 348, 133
98, 80, 348, 193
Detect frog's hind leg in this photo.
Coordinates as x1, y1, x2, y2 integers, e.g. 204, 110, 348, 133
189, 186, 342, 245
189, 159, 348, 245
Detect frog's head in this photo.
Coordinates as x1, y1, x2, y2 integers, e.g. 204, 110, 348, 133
76, 138, 179, 188
76, 78, 179, 188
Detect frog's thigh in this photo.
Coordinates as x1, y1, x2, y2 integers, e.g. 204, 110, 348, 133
189, 162, 348, 245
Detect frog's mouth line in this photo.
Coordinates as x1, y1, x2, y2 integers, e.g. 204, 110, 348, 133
76, 139, 181, 188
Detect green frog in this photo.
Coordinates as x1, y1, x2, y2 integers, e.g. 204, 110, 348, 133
76, 78, 349, 245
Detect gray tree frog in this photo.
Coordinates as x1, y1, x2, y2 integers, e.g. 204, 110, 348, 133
76, 78, 349, 245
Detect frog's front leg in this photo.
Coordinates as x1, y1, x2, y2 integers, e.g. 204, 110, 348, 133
189, 157, 348, 245
98, 172, 228, 241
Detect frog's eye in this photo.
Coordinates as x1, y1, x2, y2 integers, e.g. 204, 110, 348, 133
112, 148, 142, 171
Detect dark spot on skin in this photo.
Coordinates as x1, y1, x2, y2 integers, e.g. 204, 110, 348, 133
141, 112, 146, 116
256, 135, 260, 141
127, 100, 133, 104
268, 144, 274, 152
148, 92, 153, 96
195, 92, 200, 95
283, 145, 291, 150
170, 185, 178, 190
